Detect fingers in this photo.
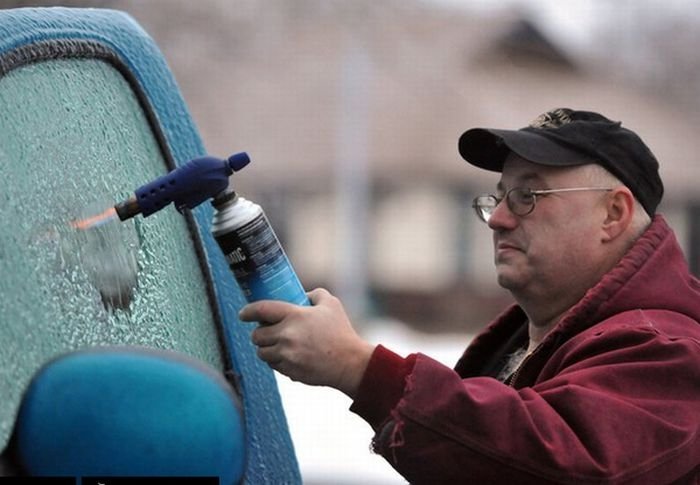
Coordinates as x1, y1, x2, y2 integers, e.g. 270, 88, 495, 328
256, 345, 282, 367
251, 324, 284, 369
251, 325, 277, 347
242, 288, 344, 386
239, 299, 299, 325
240, 287, 334, 323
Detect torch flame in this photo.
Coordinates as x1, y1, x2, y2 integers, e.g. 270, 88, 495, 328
70, 207, 118, 231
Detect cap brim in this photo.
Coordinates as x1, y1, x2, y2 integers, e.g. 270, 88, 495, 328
458, 127, 590, 172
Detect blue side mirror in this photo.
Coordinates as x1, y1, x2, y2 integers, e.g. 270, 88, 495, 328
11, 347, 246, 483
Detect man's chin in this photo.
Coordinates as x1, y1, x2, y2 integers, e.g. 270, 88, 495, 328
495, 267, 527, 291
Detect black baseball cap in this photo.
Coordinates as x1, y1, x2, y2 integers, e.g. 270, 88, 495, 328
458, 108, 664, 215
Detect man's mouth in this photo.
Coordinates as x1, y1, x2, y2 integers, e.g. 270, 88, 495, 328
496, 239, 520, 250
495, 240, 523, 257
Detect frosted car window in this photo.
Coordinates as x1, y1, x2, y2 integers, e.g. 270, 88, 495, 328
0, 58, 225, 447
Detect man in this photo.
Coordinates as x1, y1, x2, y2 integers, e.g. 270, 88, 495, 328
240, 108, 700, 484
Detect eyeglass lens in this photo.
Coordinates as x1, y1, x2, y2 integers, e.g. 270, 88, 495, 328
473, 188, 536, 222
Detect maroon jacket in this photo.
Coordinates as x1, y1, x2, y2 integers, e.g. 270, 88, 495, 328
351, 216, 700, 484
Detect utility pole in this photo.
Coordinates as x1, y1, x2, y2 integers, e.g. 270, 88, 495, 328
334, 30, 372, 321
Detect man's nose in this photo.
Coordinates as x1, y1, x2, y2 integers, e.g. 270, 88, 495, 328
487, 197, 518, 230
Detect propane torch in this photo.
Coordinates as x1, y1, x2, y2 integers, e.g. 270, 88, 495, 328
113, 152, 251, 222
71, 150, 308, 306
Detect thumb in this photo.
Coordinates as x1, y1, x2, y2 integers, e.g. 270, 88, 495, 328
306, 287, 334, 306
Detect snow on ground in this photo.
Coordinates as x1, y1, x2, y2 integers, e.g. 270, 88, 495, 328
276, 320, 470, 484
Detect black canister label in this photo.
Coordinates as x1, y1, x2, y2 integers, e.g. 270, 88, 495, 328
214, 212, 309, 305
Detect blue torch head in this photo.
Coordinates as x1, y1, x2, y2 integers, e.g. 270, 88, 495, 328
132, 152, 250, 218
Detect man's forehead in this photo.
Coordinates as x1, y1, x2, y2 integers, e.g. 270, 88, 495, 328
498, 154, 585, 186
498, 157, 550, 187
496, 171, 542, 190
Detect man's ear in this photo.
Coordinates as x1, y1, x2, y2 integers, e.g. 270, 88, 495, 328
602, 187, 635, 242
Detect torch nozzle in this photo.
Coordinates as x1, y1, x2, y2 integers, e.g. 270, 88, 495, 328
114, 196, 141, 221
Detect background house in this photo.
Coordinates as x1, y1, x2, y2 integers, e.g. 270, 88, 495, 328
8, 0, 699, 329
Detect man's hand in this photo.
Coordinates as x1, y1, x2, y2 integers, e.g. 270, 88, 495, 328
239, 288, 376, 398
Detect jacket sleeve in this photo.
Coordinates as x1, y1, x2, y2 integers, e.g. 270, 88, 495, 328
350, 327, 700, 485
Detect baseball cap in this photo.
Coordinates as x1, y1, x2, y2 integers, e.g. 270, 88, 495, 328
458, 108, 664, 215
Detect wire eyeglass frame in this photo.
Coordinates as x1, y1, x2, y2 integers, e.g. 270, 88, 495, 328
472, 187, 614, 223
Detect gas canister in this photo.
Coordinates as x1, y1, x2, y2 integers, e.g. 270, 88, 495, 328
211, 189, 309, 306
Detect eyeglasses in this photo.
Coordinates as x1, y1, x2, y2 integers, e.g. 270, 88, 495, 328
472, 187, 613, 223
